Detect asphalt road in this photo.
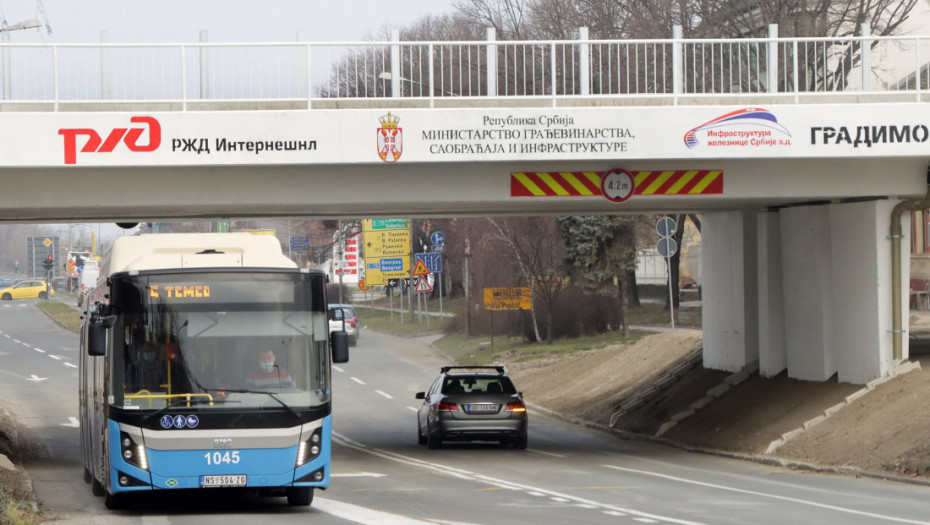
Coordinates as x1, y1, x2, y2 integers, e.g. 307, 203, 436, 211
3, 301, 930, 524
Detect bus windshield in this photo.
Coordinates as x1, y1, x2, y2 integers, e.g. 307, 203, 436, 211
106, 271, 330, 412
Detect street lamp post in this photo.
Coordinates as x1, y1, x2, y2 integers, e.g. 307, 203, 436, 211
1, 19, 41, 101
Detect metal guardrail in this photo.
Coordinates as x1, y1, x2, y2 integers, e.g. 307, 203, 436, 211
1, 28, 927, 110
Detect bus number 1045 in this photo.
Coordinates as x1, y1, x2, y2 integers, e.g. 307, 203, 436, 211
204, 451, 241, 465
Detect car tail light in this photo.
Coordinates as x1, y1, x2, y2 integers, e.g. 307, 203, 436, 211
437, 400, 459, 412
346, 320, 357, 327
505, 401, 526, 413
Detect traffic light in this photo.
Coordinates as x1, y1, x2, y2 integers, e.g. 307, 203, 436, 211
43, 254, 53, 271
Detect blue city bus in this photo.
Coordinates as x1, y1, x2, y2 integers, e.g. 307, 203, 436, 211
79, 233, 349, 509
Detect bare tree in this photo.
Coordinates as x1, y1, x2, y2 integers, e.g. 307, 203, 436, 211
487, 217, 567, 342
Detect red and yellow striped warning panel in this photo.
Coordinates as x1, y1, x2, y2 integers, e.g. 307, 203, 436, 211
510, 170, 723, 197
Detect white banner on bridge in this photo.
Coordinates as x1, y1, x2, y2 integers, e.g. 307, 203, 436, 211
4, 103, 929, 167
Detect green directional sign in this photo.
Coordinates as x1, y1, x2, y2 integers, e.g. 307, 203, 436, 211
364, 219, 408, 231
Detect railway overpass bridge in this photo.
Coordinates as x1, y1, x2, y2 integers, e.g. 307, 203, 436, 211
0, 29, 928, 384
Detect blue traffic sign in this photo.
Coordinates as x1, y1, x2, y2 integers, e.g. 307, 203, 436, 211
430, 231, 445, 245
380, 258, 404, 272
415, 253, 442, 273
431, 244, 446, 254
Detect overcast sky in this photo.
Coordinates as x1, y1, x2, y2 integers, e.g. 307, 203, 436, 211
0, 0, 457, 43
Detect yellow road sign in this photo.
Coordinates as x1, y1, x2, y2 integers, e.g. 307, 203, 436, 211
362, 229, 409, 258
483, 287, 532, 310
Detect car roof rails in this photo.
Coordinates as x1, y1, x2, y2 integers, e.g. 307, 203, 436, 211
441, 365, 506, 374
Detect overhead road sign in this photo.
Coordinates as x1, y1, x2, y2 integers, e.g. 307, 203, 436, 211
483, 287, 531, 310
415, 253, 442, 274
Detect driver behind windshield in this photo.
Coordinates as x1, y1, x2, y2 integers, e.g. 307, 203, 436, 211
244, 349, 295, 390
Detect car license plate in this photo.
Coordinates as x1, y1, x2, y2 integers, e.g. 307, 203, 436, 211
200, 475, 247, 487
466, 403, 498, 413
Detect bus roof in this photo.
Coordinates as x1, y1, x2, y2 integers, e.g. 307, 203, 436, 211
102, 233, 297, 275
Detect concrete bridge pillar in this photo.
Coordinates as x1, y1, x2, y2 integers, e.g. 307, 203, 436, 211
701, 211, 759, 372
705, 201, 905, 384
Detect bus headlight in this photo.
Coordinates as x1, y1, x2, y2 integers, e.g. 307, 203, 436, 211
296, 429, 323, 467
119, 431, 149, 471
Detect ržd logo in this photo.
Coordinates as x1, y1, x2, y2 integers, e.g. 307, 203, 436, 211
58, 116, 161, 165
376, 112, 403, 163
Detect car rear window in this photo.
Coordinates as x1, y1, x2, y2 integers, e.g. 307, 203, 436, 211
442, 376, 516, 395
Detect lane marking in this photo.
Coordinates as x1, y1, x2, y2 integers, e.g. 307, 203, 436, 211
34, 348, 45, 353
332, 365, 345, 373
48, 355, 62, 361
331, 471, 387, 478
406, 407, 418, 412
64, 363, 77, 369
333, 433, 706, 525
527, 449, 567, 458
602, 465, 930, 525
375, 390, 393, 400
350, 377, 366, 385
60, 417, 79, 428
26, 375, 48, 382
314, 497, 436, 525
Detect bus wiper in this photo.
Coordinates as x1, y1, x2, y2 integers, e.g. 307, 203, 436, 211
222, 388, 301, 418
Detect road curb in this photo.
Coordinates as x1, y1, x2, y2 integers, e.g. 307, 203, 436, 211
0, 406, 38, 512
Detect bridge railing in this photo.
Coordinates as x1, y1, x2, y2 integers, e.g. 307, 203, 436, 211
1, 28, 927, 110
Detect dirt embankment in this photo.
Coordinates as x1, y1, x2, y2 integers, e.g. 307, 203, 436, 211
507, 328, 930, 480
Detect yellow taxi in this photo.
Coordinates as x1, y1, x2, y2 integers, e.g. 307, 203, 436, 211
0, 279, 54, 300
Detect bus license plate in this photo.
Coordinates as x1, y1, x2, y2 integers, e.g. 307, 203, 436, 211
200, 475, 247, 487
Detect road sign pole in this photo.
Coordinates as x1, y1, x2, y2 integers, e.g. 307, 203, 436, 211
666, 244, 675, 330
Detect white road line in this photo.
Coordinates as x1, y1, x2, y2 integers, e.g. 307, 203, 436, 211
527, 448, 567, 458
64, 363, 77, 369
48, 355, 62, 360
602, 465, 930, 525
19, 342, 30, 348
34, 348, 45, 353
350, 377, 366, 385
332, 365, 345, 373
314, 497, 435, 525
3, 334, 9, 338
375, 390, 393, 400
604, 510, 627, 517
12, 339, 20, 344
333, 433, 706, 525
406, 406, 418, 412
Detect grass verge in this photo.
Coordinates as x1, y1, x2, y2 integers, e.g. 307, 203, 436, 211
37, 301, 82, 332
354, 306, 450, 337
434, 329, 648, 367
1, 498, 39, 525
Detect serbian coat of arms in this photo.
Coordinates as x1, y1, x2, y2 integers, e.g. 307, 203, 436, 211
377, 113, 403, 162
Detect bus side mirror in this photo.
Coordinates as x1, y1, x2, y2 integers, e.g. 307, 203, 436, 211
331, 330, 349, 364
88, 316, 116, 356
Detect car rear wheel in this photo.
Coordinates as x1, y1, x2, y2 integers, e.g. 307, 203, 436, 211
38, 292, 47, 299
512, 431, 528, 450
427, 431, 442, 449
417, 419, 428, 445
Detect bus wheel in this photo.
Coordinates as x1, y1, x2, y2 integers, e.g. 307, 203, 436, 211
105, 491, 129, 510
91, 476, 104, 497
286, 487, 313, 506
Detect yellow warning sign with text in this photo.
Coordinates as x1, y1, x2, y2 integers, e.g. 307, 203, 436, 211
483, 287, 532, 311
